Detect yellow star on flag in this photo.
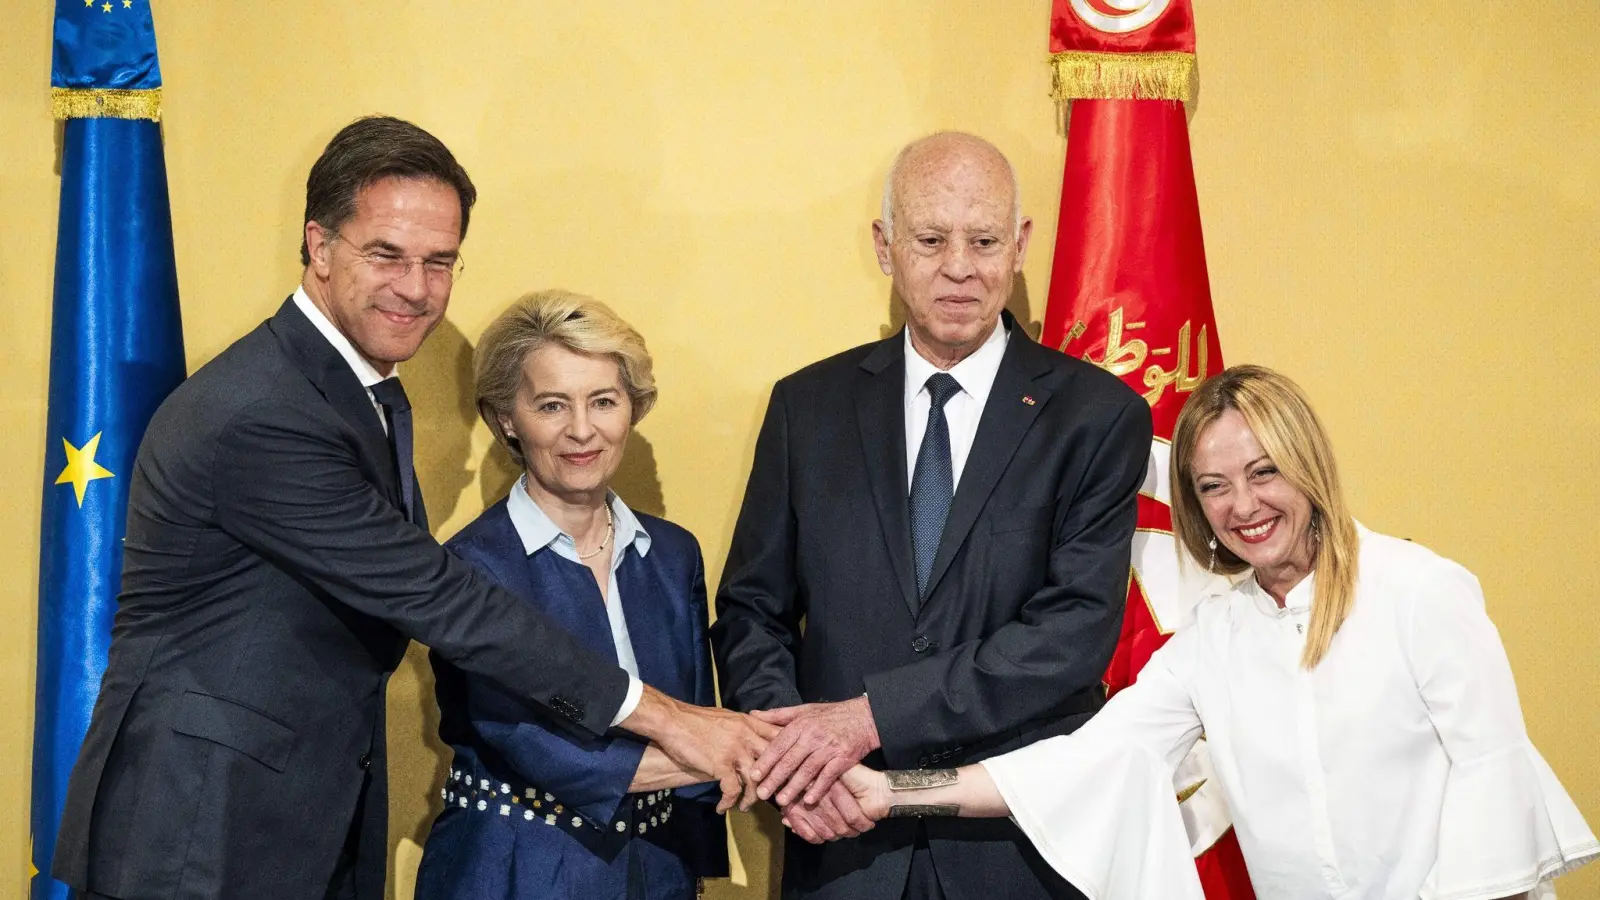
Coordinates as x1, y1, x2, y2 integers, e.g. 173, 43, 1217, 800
55, 432, 116, 507
29, 835, 38, 880
102, 1, 112, 11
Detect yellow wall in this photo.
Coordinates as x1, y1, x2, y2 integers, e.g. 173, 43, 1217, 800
3, 1, 1596, 897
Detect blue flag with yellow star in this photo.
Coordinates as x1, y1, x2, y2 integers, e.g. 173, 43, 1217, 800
33, 2, 184, 896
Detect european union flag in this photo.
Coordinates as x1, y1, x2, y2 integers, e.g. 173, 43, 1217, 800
32, 2, 184, 897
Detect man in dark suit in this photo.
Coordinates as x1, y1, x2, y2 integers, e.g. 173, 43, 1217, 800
710, 132, 1152, 899
54, 116, 767, 900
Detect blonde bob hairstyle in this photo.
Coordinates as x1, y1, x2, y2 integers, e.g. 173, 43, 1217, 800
474, 289, 657, 470
1170, 365, 1359, 669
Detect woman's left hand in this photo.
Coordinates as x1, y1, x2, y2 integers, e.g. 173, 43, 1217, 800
837, 764, 891, 821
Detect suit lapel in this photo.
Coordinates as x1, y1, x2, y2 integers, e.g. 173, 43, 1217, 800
923, 320, 1054, 602
268, 297, 403, 509
855, 335, 920, 617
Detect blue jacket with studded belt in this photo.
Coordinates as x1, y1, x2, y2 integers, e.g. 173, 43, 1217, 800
415, 498, 728, 900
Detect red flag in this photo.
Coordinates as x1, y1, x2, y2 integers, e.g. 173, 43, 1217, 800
1042, 2, 1254, 898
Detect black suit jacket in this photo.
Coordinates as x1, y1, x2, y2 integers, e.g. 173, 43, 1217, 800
54, 299, 630, 900
711, 316, 1151, 900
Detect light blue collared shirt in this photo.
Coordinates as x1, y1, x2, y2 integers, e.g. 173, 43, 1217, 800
505, 475, 650, 683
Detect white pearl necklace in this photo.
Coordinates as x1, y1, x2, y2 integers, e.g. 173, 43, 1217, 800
574, 502, 614, 561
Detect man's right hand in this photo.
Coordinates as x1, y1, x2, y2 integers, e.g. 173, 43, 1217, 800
619, 684, 777, 813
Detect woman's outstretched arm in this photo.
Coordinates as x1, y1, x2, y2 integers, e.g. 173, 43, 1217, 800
835, 763, 1010, 823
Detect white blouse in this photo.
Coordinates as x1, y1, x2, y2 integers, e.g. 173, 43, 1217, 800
983, 527, 1597, 900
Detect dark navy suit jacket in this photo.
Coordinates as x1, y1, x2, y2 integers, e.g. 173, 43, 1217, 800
416, 498, 727, 900
713, 318, 1151, 899
53, 300, 628, 900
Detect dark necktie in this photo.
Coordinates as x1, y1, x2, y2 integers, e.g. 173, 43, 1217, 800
369, 377, 419, 524
910, 372, 961, 599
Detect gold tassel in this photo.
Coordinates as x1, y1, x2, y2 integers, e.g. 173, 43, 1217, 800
52, 87, 162, 122
1050, 51, 1194, 102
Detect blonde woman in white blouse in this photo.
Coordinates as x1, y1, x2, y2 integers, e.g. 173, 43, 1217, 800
826, 365, 1597, 900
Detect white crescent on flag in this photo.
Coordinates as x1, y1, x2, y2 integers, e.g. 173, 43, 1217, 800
1067, 0, 1173, 34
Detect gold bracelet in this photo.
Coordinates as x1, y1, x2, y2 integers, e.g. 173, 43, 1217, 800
884, 769, 960, 817
887, 803, 959, 818
885, 769, 958, 791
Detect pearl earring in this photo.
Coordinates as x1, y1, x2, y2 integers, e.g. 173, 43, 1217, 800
1207, 536, 1217, 572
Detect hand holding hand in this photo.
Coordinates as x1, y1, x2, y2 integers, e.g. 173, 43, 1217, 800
780, 779, 876, 844
625, 686, 779, 813
837, 764, 891, 821
749, 696, 881, 806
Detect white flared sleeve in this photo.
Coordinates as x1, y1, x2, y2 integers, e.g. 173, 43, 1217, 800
981, 629, 1209, 900
1405, 562, 1599, 900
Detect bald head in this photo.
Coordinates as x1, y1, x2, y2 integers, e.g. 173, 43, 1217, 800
880, 132, 1022, 241
871, 131, 1034, 369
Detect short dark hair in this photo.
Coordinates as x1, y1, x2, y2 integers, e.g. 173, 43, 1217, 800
300, 115, 477, 266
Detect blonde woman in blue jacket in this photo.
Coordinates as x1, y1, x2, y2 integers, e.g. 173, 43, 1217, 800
416, 292, 728, 900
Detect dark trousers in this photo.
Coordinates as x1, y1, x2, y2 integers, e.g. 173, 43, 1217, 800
902, 824, 945, 900
898, 821, 1088, 900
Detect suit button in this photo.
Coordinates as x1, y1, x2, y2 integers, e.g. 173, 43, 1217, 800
917, 755, 930, 768
358, 753, 372, 770
911, 636, 930, 653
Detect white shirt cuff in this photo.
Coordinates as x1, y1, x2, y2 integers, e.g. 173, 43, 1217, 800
609, 675, 645, 728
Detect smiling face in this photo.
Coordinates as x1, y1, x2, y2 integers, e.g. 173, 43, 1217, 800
873, 136, 1032, 368
1190, 408, 1318, 598
499, 343, 632, 506
302, 176, 462, 374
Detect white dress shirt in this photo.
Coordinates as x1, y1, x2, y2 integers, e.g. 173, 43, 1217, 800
903, 320, 1009, 490
292, 287, 646, 725
292, 287, 393, 433
984, 527, 1598, 900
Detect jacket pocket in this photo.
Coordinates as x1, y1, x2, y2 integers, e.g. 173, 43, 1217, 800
171, 690, 295, 772
989, 501, 1055, 534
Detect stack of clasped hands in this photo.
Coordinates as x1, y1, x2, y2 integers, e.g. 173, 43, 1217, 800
739, 699, 894, 845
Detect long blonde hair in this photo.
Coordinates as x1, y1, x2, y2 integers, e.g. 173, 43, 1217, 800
1170, 365, 1359, 669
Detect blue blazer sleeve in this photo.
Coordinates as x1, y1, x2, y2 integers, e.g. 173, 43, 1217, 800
463, 681, 648, 828
440, 515, 646, 828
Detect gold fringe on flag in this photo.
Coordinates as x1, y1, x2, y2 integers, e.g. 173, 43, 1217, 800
52, 87, 162, 122
1050, 51, 1194, 102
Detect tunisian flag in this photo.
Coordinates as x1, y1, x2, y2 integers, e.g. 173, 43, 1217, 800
1041, 3, 1254, 898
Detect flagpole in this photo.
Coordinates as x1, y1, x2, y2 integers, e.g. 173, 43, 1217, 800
32, 3, 184, 896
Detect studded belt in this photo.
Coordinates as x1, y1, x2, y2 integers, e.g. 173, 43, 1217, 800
442, 766, 675, 848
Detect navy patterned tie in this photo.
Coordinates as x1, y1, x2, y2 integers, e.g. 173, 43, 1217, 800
370, 377, 418, 524
910, 372, 961, 599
